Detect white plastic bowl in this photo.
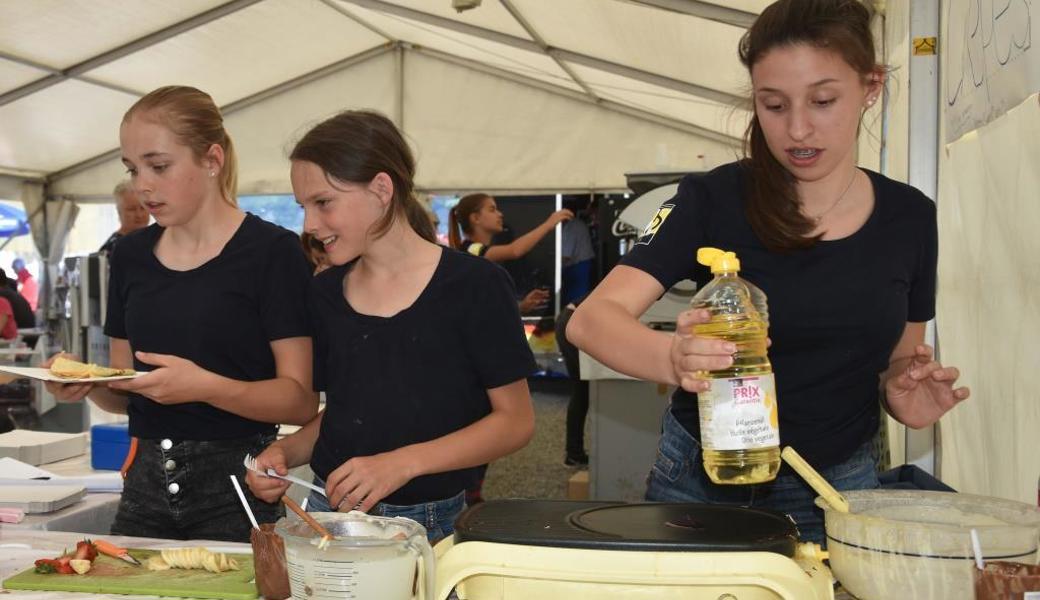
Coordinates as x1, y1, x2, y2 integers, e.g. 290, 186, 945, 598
819, 490, 1040, 600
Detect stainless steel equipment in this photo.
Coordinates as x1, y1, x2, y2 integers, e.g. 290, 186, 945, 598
582, 180, 695, 501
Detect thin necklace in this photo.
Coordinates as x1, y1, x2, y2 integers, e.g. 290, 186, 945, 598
806, 169, 858, 225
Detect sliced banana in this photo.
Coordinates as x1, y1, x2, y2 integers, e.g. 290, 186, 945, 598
69, 559, 92, 575
146, 555, 171, 571
145, 548, 240, 573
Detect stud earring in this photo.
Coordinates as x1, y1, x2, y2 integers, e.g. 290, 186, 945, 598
209, 171, 215, 177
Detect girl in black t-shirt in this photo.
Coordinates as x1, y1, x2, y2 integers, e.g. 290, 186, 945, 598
448, 193, 573, 314
447, 193, 572, 262
45, 86, 317, 543
245, 111, 536, 542
567, 0, 969, 545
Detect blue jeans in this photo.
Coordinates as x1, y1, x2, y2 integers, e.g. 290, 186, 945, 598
646, 408, 879, 545
306, 476, 465, 544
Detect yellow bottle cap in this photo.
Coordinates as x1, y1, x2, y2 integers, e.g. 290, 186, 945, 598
696, 247, 740, 273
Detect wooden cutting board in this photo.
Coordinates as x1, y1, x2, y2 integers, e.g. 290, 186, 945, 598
2, 549, 257, 600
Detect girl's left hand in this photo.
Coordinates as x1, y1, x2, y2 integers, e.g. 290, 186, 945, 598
108, 351, 216, 404
325, 452, 414, 514
884, 344, 970, 429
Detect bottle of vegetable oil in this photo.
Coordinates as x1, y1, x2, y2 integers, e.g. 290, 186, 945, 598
690, 247, 780, 485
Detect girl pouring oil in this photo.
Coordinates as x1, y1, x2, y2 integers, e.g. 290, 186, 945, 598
567, 0, 970, 544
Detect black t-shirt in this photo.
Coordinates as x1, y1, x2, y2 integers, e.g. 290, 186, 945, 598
0, 287, 33, 328
309, 247, 537, 505
621, 162, 937, 469
104, 213, 313, 440
99, 231, 122, 254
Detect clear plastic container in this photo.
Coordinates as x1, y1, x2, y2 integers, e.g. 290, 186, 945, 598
275, 511, 434, 600
689, 247, 779, 484
819, 489, 1040, 600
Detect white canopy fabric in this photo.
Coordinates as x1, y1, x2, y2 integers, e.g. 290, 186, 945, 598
0, 0, 774, 199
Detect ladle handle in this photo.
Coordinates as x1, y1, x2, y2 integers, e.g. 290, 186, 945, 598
781, 446, 850, 513
281, 495, 334, 541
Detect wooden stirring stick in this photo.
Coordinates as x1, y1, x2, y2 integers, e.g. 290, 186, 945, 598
781, 446, 850, 513
281, 495, 334, 547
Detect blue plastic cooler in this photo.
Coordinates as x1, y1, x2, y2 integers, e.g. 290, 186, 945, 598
90, 423, 130, 471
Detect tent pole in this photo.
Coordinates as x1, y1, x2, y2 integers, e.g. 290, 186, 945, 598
905, 0, 940, 477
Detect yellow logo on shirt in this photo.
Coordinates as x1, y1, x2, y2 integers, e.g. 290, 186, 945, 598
466, 243, 486, 256
637, 204, 674, 245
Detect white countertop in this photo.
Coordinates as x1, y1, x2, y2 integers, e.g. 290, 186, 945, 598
1, 451, 121, 534
1, 492, 120, 535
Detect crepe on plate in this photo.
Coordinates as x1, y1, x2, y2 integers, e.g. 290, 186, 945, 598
49, 356, 136, 379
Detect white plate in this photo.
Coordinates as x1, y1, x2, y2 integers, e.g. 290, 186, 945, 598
0, 365, 143, 383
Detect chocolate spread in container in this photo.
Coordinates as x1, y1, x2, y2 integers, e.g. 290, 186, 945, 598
974, 562, 1040, 600
251, 523, 290, 600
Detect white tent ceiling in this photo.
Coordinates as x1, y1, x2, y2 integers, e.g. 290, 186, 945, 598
0, 0, 772, 199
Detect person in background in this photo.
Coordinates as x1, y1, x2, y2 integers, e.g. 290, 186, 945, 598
448, 193, 573, 314
0, 268, 34, 330
246, 110, 536, 542
447, 193, 572, 502
10, 259, 37, 312
420, 197, 448, 246
301, 232, 331, 275
567, 0, 969, 545
555, 294, 589, 467
45, 85, 317, 543
99, 181, 150, 254
560, 197, 595, 306
0, 294, 16, 341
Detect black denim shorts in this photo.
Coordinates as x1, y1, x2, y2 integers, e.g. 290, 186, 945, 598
111, 432, 284, 543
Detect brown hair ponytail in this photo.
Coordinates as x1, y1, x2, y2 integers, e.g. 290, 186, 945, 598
447, 193, 492, 249
739, 0, 882, 252
447, 206, 463, 249
290, 110, 435, 243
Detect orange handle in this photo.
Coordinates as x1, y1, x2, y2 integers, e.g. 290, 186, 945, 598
120, 437, 138, 480
94, 539, 128, 558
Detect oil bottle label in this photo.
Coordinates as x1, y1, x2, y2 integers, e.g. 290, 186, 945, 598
698, 374, 780, 451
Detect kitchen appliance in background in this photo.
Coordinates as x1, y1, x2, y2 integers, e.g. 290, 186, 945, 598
61, 253, 108, 365
615, 177, 702, 328
435, 499, 834, 599
580, 174, 699, 502
48, 253, 117, 431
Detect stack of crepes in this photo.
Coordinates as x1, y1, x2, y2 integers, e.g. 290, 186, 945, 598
49, 356, 135, 379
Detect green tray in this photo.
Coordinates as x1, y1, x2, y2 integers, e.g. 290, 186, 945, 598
2, 548, 257, 600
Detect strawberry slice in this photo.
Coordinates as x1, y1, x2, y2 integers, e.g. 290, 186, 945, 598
34, 559, 59, 574
74, 540, 98, 562
54, 556, 74, 575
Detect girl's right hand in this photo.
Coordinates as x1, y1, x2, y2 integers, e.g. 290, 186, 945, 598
670, 309, 736, 393
41, 353, 95, 402
245, 445, 291, 504
546, 209, 574, 227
